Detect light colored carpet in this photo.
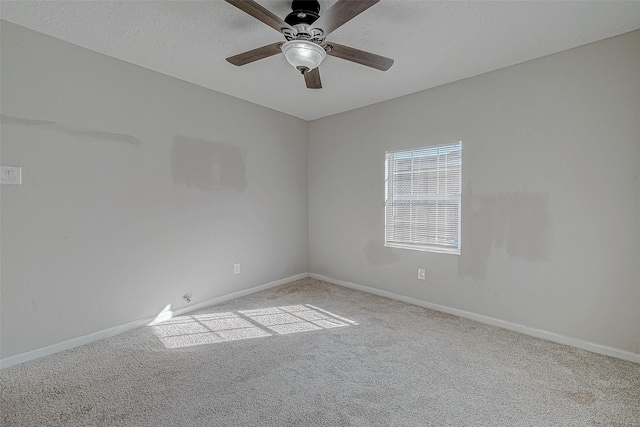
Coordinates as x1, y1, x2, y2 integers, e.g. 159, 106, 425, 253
1, 278, 639, 426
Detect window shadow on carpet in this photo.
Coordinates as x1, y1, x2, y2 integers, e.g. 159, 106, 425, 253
151, 304, 357, 349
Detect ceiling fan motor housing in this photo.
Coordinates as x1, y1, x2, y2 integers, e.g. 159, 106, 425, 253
282, 0, 325, 44
285, 0, 321, 26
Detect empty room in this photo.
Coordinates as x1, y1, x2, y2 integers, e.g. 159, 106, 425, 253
1, 1, 639, 425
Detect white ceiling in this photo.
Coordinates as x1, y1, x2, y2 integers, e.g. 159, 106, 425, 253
2, 1, 640, 121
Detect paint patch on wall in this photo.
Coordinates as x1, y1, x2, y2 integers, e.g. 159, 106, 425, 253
171, 135, 247, 192
499, 192, 551, 261
0, 114, 141, 145
564, 391, 596, 405
459, 184, 551, 280
364, 240, 400, 265
458, 186, 494, 280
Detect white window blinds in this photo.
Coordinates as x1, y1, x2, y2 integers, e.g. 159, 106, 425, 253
385, 142, 462, 254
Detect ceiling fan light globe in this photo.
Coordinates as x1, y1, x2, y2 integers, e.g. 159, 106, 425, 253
281, 40, 326, 72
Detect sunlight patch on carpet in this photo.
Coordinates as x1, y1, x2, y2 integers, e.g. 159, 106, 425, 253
152, 304, 356, 348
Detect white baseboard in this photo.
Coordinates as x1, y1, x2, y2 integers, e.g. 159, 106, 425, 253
0, 273, 309, 370
309, 273, 640, 364
5, 272, 636, 369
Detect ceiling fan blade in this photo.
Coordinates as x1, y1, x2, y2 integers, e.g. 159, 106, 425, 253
326, 42, 394, 71
311, 0, 379, 37
225, 0, 293, 33
226, 43, 283, 66
304, 67, 322, 89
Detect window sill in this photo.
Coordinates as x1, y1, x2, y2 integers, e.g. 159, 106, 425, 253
385, 242, 460, 255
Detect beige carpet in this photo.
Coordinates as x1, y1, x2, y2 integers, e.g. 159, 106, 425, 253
1, 278, 639, 426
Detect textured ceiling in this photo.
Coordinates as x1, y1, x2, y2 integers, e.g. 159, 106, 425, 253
2, 1, 640, 120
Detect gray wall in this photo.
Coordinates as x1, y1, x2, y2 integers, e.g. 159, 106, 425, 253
2, 20, 639, 361
308, 30, 640, 353
0, 21, 309, 359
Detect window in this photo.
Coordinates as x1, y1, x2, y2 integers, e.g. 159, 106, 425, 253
385, 142, 462, 254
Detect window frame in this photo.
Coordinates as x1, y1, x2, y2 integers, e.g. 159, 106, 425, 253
384, 141, 462, 255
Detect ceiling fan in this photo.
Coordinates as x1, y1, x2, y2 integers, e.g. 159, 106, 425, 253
225, 0, 394, 89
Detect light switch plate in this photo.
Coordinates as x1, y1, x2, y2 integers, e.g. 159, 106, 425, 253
1, 166, 22, 185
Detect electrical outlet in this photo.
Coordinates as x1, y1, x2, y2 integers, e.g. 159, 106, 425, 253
234, 263, 241, 275
417, 268, 426, 280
